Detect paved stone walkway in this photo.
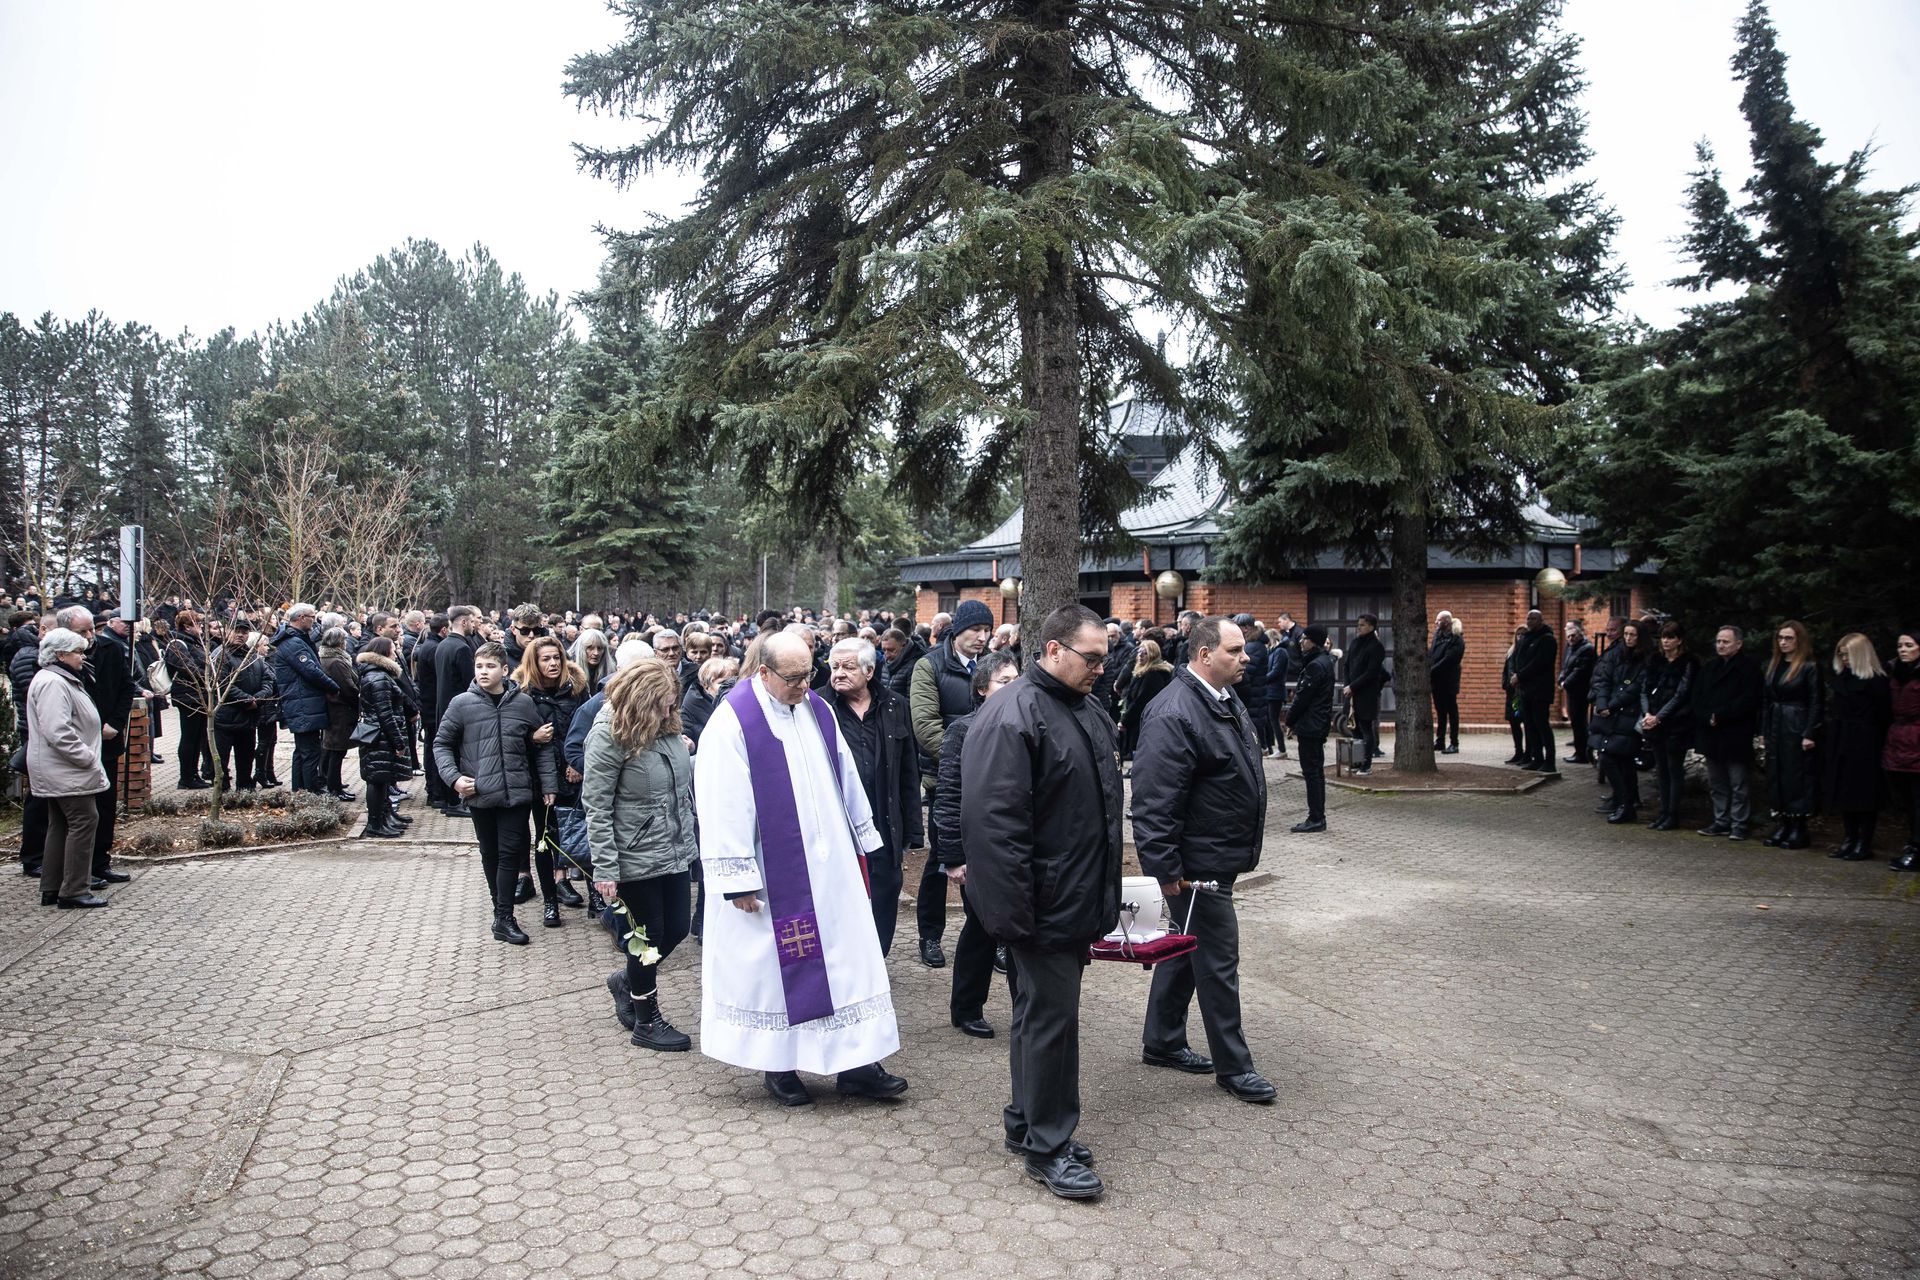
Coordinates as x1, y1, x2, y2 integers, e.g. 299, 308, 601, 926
3, 736, 1915, 1278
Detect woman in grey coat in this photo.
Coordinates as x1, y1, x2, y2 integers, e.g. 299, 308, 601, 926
26, 628, 111, 909
585, 658, 699, 1053
433, 642, 558, 945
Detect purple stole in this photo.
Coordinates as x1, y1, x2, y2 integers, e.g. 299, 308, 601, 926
726, 680, 847, 1025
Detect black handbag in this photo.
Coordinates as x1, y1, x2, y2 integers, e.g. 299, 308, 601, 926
349, 720, 379, 746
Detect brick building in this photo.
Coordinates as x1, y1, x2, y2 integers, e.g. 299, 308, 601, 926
897, 401, 1651, 726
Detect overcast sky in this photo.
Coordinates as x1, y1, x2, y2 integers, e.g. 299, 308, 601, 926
2, 0, 1914, 341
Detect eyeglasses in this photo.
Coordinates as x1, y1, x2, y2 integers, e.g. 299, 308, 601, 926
765, 666, 810, 688
1060, 644, 1108, 670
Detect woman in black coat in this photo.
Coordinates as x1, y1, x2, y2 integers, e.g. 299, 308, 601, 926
317, 628, 360, 801
514, 636, 593, 921
1341, 614, 1388, 769
1120, 640, 1174, 760
353, 640, 412, 838
1821, 633, 1892, 861
1501, 626, 1528, 764
1428, 614, 1464, 754
212, 635, 266, 791
1596, 620, 1651, 825
250, 632, 284, 788
1761, 619, 1823, 850
1638, 621, 1700, 830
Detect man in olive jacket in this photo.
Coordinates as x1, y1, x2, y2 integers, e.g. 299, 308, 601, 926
1131, 617, 1276, 1104
962, 605, 1123, 1201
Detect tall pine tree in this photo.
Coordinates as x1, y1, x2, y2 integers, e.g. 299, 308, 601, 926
1555, 0, 1919, 643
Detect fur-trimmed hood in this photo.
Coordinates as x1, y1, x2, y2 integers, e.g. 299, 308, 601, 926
354, 651, 402, 678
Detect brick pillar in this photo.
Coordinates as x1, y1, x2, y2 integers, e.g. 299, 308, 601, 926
122, 701, 151, 814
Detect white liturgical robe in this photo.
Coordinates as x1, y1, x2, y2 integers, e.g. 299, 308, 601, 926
694, 676, 898, 1074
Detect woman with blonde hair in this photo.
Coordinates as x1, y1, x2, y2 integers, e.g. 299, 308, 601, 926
585, 659, 699, 1051
1821, 633, 1891, 861
1120, 638, 1175, 760
513, 635, 593, 923
1761, 619, 1823, 849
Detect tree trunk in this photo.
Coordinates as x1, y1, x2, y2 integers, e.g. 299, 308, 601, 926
1013, 13, 1083, 639
819, 537, 841, 620
1390, 502, 1437, 773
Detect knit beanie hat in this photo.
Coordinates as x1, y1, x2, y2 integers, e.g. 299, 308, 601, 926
1303, 624, 1329, 648
950, 599, 996, 637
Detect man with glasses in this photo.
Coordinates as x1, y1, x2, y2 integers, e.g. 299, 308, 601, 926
694, 632, 907, 1107
964, 605, 1124, 1200
908, 599, 997, 968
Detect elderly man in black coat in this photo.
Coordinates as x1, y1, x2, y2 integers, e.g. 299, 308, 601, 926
1340, 614, 1389, 774
1132, 616, 1276, 1105
1694, 626, 1765, 839
821, 637, 922, 956
1509, 609, 1560, 774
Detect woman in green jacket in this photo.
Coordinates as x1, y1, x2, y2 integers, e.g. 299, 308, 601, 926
586, 658, 699, 1053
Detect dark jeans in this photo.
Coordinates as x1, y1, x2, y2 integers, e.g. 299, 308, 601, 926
178, 706, 211, 784
254, 724, 280, 785
867, 843, 902, 957
1296, 735, 1326, 821
1602, 744, 1642, 811
1004, 946, 1087, 1159
1352, 699, 1379, 760
1522, 694, 1555, 767
91, 738, 124, 874
469, 803, 533, 914
917, 790, 948, 941
1565, 686, 1591, 758
617, 870, 693, 1000
1143, 881, 1251, 1077
1249, 702, 1274, 753
215, 725, 256, 790
1432, 689, 1460, 747
1649, 733, 1687, 819
422, 716, 451, 803
1508, 717, 1525, 757
292, 731, 326, 794
949, 882, 997, 1022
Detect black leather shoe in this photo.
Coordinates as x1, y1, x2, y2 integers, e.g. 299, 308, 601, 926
90, 878, 108, 889
331, 790, 357, 802
21, 863, 41, 878
1142, 1047, 1214, 1074
57, 894, 110, 909
361, 822, 406, 839
1290, 819, 1327, 833
1441, 745, 1460, 754
491, 913, 530, 945
632, 1008, 692, 1052
1835, 841, 1872, 862
952, 1017, 994, 1039
1594, 797, 1618, 813
836, 1063, 909, 1099
765, 1071, 813, 1106
1760, 823, 1788, 847
1217, 1071, 1279, 1104
607, 972, 636, 1031
1892, 847, 1919, 871
40, 891, 56, 906
443, 804, 473, 818
542, 900, 562, 928
178, 779, 210, 791
1783, 820, 1811, 850
1696, 823, 1731, 837
96, 869, 131, 883
1647, 816, 1677, 831
1006, 1137, 1093, 1165
919, 938, 946, 968
1728, 827, 1748, 841
993, 945, 1009, 974
555, 880, 585, 908
514, 876, 536, 905
1606, 808, 1639, 825
1503, 754, 1526, 765
1024, 1153, 1103, 1200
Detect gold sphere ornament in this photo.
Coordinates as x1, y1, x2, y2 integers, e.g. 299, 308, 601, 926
1533, 566, 1568, 598
1154, 570, 1185, 601
999, 576, 1021, 598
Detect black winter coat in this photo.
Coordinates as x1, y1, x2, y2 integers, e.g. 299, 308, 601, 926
1264, 641, 1293, 707
1823, 672, 1890, 814
1120, 665, 1173, 756
271, 625, 338, 734
961, 666, 1125, 951
86, 629, 137, 735
1642, 651, 1700, 743
1593, 647, 1650, 752
825, 683, 923, 859
680, 683, 716, 745
1344, 631, 1388, 716
1763, 662, 1824, 815
1240, 634, 1270, 708
213, 645, 268, 732
1510, 625, 1558, 700
432, 632, 476, 723
353, 654, 412, 783
883, 637, 928, 699
1428, 629, 1464, 696
932, 710, 975, 862
1693, 652, 1762, 763
524, 677, 590, 805
432, 680, 559, 809
1559, 637, 1596, 697
10, 640, 37, 742
414, 633, 442, 723
1131, 668, 1267, 884
1284, 650, 1337, 740
164, 633, 211, 714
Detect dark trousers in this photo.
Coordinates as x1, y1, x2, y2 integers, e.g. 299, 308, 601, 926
1602, 746, 1642, 811
1840, 810, 1880, 850
1565, 687, 1591, 758
322, 748, 346, 794
254, 724, 280, 785
215, 726, 256, 790
1893, 773, 1920, 846
92, 738, 123, 873
42, 792, 100, 901
1508, 717, 1526, 758
949, 883, 997, 1022
292, 731, 326, 794
618, 870, 692, 1000
18, 792, 48, 872
422, 717, 451, 803
1143, 882, 1251, 1077
470, 804, 532, 914
1432, 689, 1460, 747
366, 768, 393, 829
1649, 734, 1687, 818
525, 804, 561, 899
917, 790, 948, 940
867, 843, 902, 957
1521, 695, 1555, 767
1297, 735, 1326, 821
1004, 946, 1087, 1158
178, 707, 211, 784
1353, 699, 1379, 759
1249, 703, 1274, 753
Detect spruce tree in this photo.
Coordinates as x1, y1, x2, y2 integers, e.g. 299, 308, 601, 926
1553, 0, 1920, 642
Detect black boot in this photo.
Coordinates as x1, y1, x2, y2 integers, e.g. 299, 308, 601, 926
630, 993, 692, 1052
513, 875, 536, 904
586, 884, 607, 916
1761, 821, 1788, 848
492, 911, 530, 945
1783, 817, 1811, 850
542, 899, 562, 928
1892, 845, 1920, 872
607, 971, 637, 1030
555, 879, 585, 908
1607, 806, 1639, 825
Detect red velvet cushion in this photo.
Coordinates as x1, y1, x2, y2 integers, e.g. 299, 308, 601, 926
1087, 934, 1199, 968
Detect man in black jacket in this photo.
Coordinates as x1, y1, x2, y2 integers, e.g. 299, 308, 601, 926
963, 605, 1122, 1201
1509, 609, 1559, 774
822, 638, 922, 956
1428, 612, 1464, 754
1693, 626, 1764, 839
414, 613, 449, 805
65, 609, 135, 884
1341, 614, 1388, 774
1558, 621, 1597, 765
1132, 617, 1276, 1104
1238, 614, 1273, 756
433, 607, 482, 815
1264, 631, 1292, 759
1284, 626, 1335, 832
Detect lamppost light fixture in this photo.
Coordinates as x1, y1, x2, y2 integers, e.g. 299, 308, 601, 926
1154, 570, 1185, 601
998, 576, 1021, 598
1533, 566, 1567, 598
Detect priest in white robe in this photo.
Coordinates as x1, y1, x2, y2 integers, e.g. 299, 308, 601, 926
694, 632, 907, 1106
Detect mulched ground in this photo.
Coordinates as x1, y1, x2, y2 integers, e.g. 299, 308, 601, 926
1329, 759, 1554, 792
